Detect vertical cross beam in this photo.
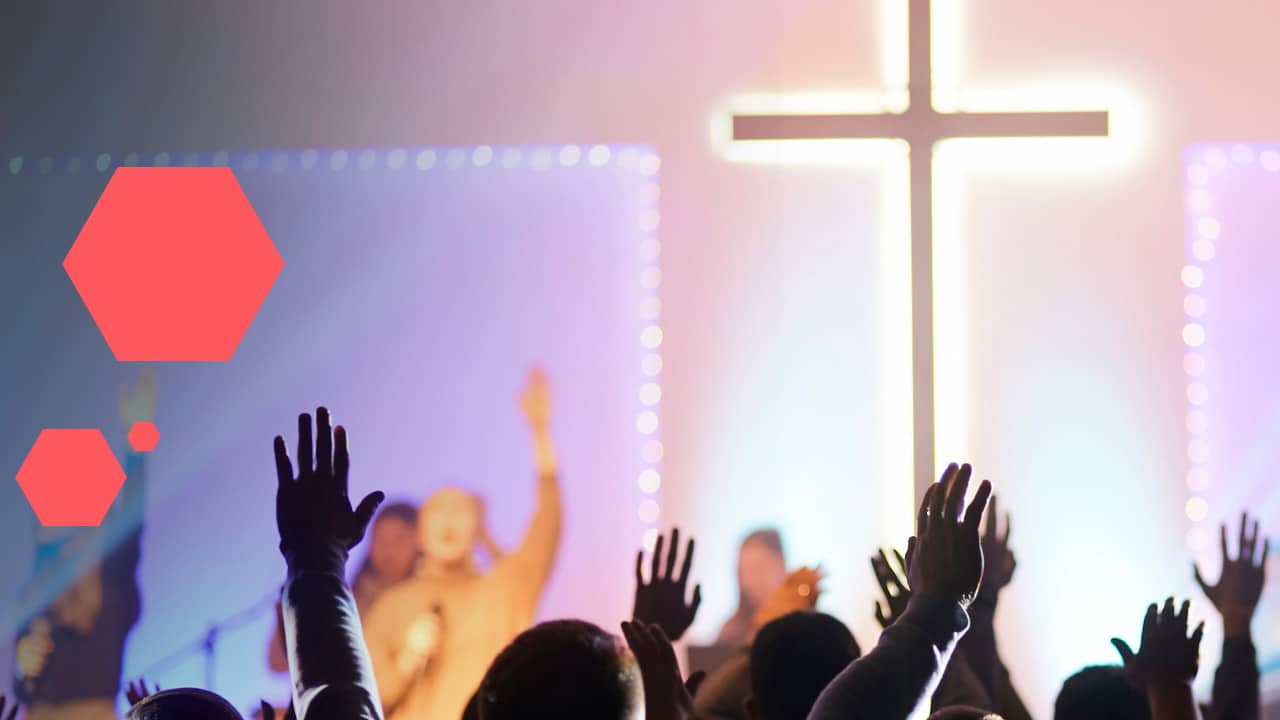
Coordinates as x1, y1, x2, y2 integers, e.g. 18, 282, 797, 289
731, 0, 1110, 502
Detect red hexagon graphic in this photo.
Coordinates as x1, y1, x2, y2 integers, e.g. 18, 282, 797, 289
127, 421, 161, 453
16, 429, 126, 526
63, 167, 283, 361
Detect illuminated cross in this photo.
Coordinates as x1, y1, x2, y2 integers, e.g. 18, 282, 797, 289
732, 0, 1109, 499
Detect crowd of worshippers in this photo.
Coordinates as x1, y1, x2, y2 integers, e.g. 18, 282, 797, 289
9, 398, 1269, 720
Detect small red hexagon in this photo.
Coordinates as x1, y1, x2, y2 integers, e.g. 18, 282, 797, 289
127, 421, 161, 453
16, 429, 126, 527
63, 167, 283, 361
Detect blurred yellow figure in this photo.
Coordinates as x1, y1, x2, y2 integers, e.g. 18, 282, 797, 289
364, 368, 563, 720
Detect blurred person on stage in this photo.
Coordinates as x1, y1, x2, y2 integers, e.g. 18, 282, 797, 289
363, 367, 563, 720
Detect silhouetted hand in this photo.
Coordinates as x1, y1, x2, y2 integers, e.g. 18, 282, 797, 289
118, 369, 157, 429
906, 463, 992, 608
125, 678, 159, 705
871, 548, 911, 627
1112, 598, 1204, 689
1194, 512, 1268, 637
633, 528, 702, 642
977, 496, 1015, 603
753, 566, 825, 629
0, 695, 21, 720
274, 408, 385, 557
621, 621, 705, 720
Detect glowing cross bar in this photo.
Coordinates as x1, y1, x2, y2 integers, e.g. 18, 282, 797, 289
732, 0, 1109, 499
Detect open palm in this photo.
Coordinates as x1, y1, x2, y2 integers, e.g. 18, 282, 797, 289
633, 528, 701, 642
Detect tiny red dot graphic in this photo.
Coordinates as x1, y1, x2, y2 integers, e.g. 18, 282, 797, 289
16, 429, 126, 527
127, 421, 161, 453
63, 167, 284, 362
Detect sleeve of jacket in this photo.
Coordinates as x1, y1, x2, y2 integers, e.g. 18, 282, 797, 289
281, 543, 384, 720
931, 645, 991, 711
807, 594, 969, 720
1207, 635, 1259, 720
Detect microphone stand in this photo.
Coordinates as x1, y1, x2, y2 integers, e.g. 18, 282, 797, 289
138, 589, 280, 694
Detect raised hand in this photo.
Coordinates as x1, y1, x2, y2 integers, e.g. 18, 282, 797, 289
753, 566, 825, 629
620, 621, 705, 720
0, 695, 20, 720
15, 618, 53, 680
518, 367, 552, 432
1194, 512, 1268, 637
978, 496, 1015, 602
274, 408, 385, 556
118, 368, 157, 428
871, 548, 911, 627
906, 463, 992, 608
125, 678, 159, 705
1112, 598, 1204, 689
633, 528, 702, 642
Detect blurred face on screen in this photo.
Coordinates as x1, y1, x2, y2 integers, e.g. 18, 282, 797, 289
421, 488, 481, 566
369, 515, 419, 581
739, 540, 786, 609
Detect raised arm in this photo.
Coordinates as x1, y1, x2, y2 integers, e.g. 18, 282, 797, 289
809, 463, 991, 720
960, 497, 1031, 720
98, 370, 156, 596
276, 408, 386, 720
1194, 513, 1266, 720
503, 368, 562, 588
869, 546, 991, 712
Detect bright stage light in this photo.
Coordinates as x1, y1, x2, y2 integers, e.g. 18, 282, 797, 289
641, 353, 662, 376
638, 469, 661, 494
1185, 496, 1209, 522
1187, 382, 1209, 406
1182, 323, 1205, 347
640, 382, 662, 406
559, 145, 581, 167
588, 145, 611, 167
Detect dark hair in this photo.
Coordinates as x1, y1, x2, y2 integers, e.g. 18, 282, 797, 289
350, 501, 421, 586
1055, 665, 1150, 720
478, 620, 637, 720
124, 688, 243, 720
743, 528, 784, 557
749, 611, 860, 720
727, 528, 786, 629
